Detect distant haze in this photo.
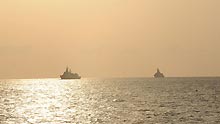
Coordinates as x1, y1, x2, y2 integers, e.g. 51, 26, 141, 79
0, 0, 220, 79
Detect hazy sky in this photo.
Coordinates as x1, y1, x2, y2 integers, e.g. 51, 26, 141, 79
0, 0, 220, 78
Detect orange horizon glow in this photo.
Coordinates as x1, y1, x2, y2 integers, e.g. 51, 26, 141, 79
0, 0, 220, 78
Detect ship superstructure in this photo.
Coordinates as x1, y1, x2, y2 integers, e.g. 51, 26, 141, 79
154, 68, 165, 78
60, 67, 81, 79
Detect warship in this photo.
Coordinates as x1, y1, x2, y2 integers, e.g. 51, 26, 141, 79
60, 67, 81, 79
154, 68, 165, 78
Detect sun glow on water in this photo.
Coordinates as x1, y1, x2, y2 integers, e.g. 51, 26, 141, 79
1, 78, 220, 123
11, 79, 81, 123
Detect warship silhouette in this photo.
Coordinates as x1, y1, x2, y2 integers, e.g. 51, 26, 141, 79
60, 67, 81, 79
154, 68, 165, 78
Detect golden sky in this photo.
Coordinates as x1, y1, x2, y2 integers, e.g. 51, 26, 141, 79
0, 0, 220, 78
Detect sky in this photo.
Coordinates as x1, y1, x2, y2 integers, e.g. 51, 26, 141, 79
0, 0, 220, 79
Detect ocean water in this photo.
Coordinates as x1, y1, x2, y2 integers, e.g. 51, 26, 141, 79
0, 78, 220, 124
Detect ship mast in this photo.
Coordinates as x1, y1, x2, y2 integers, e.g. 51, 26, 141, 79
157, 68, 160, 73
66, 66, 69, 72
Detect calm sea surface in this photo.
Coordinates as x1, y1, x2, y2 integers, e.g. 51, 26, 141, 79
0, 78, 220, 124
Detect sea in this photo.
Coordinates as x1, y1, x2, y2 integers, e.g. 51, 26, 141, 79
0, 77, 220, 124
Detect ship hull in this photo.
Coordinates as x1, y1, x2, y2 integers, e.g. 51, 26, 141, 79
60, 75, 81, 79
154, 76, 164, 78
154, 73, 165, 78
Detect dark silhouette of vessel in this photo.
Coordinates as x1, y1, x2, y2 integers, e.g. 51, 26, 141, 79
154, 68, 165, 78
60, 67, 81, 79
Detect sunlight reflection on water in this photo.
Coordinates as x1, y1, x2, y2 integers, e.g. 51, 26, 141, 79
0, 78, 220, 124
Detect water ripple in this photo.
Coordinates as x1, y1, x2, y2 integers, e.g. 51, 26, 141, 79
0, 78, 220, 123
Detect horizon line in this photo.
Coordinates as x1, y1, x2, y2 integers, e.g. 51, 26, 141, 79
1, 76, 220, 80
